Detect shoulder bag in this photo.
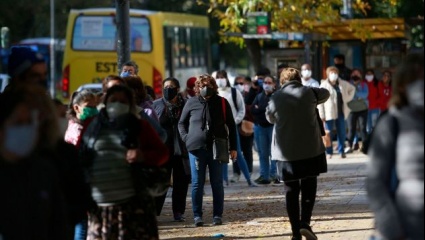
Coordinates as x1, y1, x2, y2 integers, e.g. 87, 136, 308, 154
212, 98, 230, 163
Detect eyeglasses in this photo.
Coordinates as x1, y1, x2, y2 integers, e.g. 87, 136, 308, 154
235, 82, 244, 85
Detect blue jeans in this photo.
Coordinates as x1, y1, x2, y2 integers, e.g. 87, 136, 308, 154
367, 108, 380, 133
325, 114, 346, 154
254, 125, 277, 180
223, 127, 252, 184
189, 149, 224, 219
74, 219, 87, 240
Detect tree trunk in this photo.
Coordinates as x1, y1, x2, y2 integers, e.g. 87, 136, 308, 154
245, 39, 262, 73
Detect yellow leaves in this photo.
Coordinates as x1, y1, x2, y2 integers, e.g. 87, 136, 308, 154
352, 0, 371, 15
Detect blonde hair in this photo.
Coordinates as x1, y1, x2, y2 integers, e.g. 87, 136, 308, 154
280, 68, 301, 85
326, 66, 339, 77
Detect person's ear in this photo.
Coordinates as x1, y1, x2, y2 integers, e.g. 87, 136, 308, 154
73, 104, 81, 115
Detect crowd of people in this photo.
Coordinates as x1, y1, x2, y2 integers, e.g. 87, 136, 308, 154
0, 45, 422, 240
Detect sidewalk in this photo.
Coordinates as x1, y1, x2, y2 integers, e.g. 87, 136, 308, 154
158, 151, 374, 240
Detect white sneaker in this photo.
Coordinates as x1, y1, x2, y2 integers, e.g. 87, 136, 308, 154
230, 174, 240, 183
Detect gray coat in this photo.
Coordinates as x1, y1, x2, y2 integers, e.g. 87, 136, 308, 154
367, 80, 424, 240
266, 81, 330, 162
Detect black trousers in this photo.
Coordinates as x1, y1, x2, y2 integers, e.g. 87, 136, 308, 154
155, 155, 190, 216
347, 110, 368, 147
233, 133, 254, 174
284, 177, 317, 234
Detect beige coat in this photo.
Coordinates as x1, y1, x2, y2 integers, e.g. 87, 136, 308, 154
318, 78, 355, 120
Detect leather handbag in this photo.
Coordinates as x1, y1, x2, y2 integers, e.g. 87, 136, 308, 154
347, 98, 368, 112
212, 98, 230, 163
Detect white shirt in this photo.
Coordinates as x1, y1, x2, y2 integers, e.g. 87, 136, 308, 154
302, 78, 320, 88
218, 87, 246, 124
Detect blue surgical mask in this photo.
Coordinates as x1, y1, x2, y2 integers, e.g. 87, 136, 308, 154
4, 124, 38, 158
120, 71, 132, 78
256, 79, 264, 87
263, 84, 274, 92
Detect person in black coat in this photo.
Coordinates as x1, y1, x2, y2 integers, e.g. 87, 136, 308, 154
152, 77, 191, 221
178, 74, 237, 227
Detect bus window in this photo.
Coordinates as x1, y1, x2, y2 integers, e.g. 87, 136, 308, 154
72, 16, 152, 52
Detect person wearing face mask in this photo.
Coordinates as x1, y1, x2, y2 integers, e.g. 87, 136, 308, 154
318, 66, 356, 159
333, 54, 352, 81
0, 85, 82, 240
251, 76, 279, 184
367, 52, 424, 240
178, 74, 237, 227
124, 76, 168, 140
215, 70, 255, 187
252, 68, 271, 93
119, 60, 139, 78
301, 63, 319, 87
364, 69, 381, 133
152, 77, 190, 221
231, 76, 256, 179
345, 69, 369, 154
62, 90, 99, 240
79, 85, 169, 240
64, 90, 98, 147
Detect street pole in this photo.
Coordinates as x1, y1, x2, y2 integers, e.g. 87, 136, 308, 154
50, 0, 56, 97
115, 0, 131, 73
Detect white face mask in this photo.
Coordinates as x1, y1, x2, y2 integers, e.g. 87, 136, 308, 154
301, 70, 312, 79
365, 75, 374, 82
4, 124, 38, 158
106, 102, 130, 119
216, 78, 227, 89
329, 73, 339, 82
235, 84, 244, 92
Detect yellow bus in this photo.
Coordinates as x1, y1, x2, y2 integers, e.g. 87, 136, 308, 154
61, 8, 211, 101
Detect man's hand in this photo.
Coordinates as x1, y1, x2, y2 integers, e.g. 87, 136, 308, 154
230, 150, 237, 162
126, 149, 143, 163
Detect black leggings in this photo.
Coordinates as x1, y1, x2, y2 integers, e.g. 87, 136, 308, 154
284, 177, 317, 234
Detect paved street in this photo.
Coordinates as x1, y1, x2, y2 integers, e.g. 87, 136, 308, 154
158, 151, 374, 240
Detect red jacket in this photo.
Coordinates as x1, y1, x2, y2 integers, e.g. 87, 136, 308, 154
138, 118, 169, 167
378, 82, 392, 111
366, 81, 381, 110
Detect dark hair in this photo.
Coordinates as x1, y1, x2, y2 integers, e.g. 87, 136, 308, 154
123, 75, 146, 105
391, 52, 424, 108
163, 77, 180, 89
145, 85, 155, 100
103, 85, 137, 115
0, 89, 27, 127
245, 76, 252, 82
67, 90, 95, 121
256, 67, 271, 77
365, 69, 379, 87
121, 60, 139, 74
334, 54, 345, 61
216, 70, 231, 87
277, 63, 289, 70
102, 75, 126, 93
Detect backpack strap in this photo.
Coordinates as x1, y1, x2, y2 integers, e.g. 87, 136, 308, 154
231, 87, 239, 112
221, 97, 226, 122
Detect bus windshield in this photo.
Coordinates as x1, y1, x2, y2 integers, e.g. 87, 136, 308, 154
72, 15, 152, 52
